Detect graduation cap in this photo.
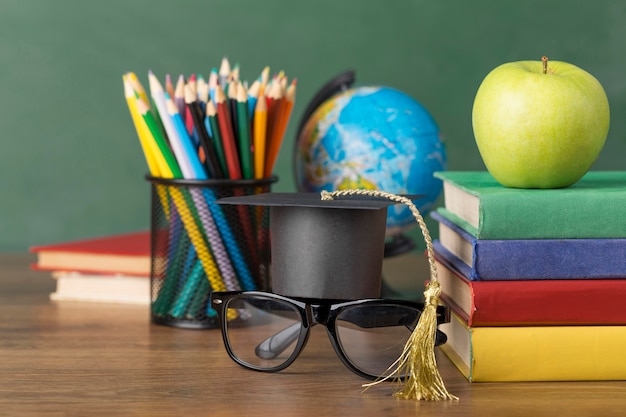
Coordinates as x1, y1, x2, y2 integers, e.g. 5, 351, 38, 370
218, 192, 405, 299
218, 189, 456, 402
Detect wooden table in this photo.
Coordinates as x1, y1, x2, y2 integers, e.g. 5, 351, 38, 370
2, 253, 626, 416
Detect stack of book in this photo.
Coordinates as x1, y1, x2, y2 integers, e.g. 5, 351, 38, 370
432, 171, 626, 382
30, 231, 152, 305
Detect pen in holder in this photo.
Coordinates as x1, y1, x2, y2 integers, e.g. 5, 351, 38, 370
147, 175, 277, 329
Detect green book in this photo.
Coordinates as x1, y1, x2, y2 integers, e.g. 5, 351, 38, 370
434, 171, 626, 239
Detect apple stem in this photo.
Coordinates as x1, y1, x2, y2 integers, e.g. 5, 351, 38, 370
542, 56, 549, 74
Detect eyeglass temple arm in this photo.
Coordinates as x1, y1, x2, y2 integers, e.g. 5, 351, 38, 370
255, 322, 301, 360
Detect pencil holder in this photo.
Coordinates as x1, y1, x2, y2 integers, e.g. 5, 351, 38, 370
146, 175, 278, 329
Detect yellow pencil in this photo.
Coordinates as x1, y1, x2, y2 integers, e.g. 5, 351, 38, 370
127, 72, 151, 108
123, 74, 171, 219
123, 75, 161, 177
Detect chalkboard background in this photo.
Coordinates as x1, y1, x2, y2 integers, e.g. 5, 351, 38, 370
2, 0, 625, 251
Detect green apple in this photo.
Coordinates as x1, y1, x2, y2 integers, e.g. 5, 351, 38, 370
472, 56, 610, 188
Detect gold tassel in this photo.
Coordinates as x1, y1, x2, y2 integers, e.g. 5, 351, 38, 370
321, 189, 457, 401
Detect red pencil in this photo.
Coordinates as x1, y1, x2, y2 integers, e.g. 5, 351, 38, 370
214, 85, 242, 179
263, 80, 284, 177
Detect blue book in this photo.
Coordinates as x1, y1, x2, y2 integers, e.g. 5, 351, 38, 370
431, 211, 626, 281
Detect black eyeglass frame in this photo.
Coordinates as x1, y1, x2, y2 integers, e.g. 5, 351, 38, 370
210, 290, 450, 380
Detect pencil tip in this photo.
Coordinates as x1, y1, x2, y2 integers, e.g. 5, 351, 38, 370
184, 84, 196, 104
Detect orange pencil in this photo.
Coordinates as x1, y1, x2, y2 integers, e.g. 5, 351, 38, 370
253, 87, 267, 179
215, 85, 242, 179
263, 79, 288, 177
275, 78, 297, 144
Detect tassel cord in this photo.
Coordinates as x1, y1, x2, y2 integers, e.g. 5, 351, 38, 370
321, 189, 458, 401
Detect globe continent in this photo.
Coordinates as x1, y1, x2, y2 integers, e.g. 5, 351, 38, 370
295, 86, 446, 236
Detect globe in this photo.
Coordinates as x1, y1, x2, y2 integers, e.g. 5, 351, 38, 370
294, 86, 446, 237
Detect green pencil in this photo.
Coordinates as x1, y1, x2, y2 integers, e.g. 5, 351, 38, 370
136, 99, 182, 178
205, 100, 229, 177
235, 82, 254, 179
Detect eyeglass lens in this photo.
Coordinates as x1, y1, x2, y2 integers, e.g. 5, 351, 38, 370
335, 304, 416, 377
224, 293, 420, 378
225, 295, 302, 370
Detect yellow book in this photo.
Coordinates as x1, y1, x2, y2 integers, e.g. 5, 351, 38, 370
439, 311, 626, 382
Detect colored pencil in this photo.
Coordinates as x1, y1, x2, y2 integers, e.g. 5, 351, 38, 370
164, 97, 206, 179
169, 186, 227, 293
263, 80, 284, 177
127, 72, 151, 107
184, 84, 223, 179
214, 85, 242, 179
205, 99, 228, 177
219, 57, 230, 88
253, 87, 267, 179
247, 79, 260, 122
163, 99, 254, 292
208, 68, 218, 103
227, 80, 240, 141
165, 74, 175, 101
124, 72, 173, 221
260, 66, 270, 88
230, 63, 240, 83
136, 94, 181, 178
128, 71, 168, 139
148, 72, 198, 178
144, 74, 236, 296
265, 78, 296, 177
197, 75, 209, 113
174, 74, 186, 116
236, 82, 254, 179
137, 104, 230, 298
184, 74, 197, 141
123, 75, 161, 177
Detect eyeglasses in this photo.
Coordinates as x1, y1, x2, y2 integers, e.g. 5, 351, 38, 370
210, 291, 450, 380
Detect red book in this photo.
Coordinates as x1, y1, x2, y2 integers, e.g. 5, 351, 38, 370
30, 231, 151, 277
435, 254, 626, 326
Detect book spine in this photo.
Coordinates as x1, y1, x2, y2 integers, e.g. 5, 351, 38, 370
440, 313, 626, 382
470, 324, 626, 381
433, 211, 626, 280
479, 192, 626, 239
435, 252, 626, 326
434, 171, 626, 239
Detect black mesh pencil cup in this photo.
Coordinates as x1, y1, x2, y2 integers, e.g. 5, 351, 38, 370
147, 175, 277, 329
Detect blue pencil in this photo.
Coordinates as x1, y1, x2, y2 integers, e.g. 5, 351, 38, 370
247, 79, 260, 123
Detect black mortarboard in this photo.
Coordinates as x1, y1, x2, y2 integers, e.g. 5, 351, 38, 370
218, 192, 410, 299
219, 189, 457, 401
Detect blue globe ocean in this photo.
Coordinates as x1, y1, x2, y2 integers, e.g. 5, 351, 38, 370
295, 86, 446, 236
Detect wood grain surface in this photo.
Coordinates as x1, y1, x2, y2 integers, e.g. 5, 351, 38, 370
1, 254, 625, 416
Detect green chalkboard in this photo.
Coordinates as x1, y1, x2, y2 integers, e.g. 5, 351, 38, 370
1, 0, 625, 250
